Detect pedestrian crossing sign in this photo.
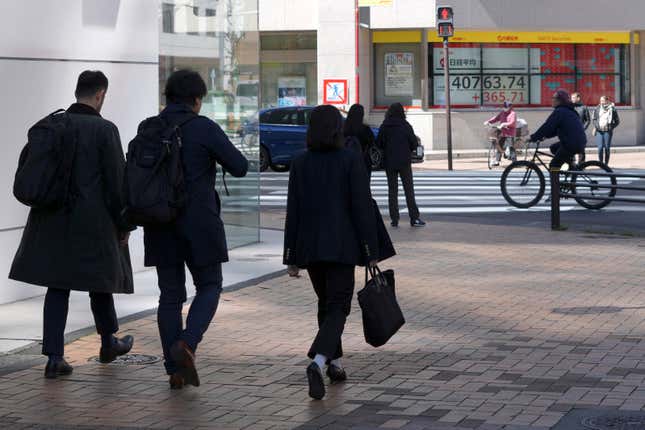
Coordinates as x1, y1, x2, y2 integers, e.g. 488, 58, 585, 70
323, 79, 348, 105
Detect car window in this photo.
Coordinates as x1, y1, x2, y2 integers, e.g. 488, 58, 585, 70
299, 108, 312, 126
266, 109, 298, 125
259, 111, 271, 123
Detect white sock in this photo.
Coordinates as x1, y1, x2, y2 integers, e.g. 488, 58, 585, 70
330, 358, 343, 369
313, 354, 327, 370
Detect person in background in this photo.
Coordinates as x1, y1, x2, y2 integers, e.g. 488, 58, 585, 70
484, 101, 517, 166
284, 105, 377, 400
343, 104, 375, 181
376, 103, 425, 228
592, 95, 620, 165
571, 92, 591, 164
9, 71, 135, 379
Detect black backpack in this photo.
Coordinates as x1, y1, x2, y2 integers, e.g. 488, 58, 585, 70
13, 109, 77, 210
124, 114, 196, 226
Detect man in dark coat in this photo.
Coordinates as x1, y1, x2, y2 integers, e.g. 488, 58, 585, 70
141, 70, 248, 390
376, 103, 425, 228
530, 89, 587, 169
9, 71, 135, 378
571, 92, 590, 163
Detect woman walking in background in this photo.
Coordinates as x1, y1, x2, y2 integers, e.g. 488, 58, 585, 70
283, 105, 378, 400
343, 104, 375, 180
376, 103, 425, 228
592, 95, 620, 165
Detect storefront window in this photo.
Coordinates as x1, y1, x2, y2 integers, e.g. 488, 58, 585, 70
374, 43, 423, 108
430, 42, 630, 107
160, 0, 260, 248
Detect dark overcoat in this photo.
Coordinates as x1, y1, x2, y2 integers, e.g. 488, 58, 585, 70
375, 117, 418, 171
9, 103, 134, 293
142, 103, 249, 268
283, 148, 378, 268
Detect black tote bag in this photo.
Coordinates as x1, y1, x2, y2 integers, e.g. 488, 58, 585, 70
357, 266, 405, 347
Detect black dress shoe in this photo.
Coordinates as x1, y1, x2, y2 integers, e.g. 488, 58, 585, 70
169, 372, 184, 390
326, 364, 347, 383
410, 219, 426, 227
44, 358, 73, 379
306, 362, 325, 400
391, 220, 399, 228
99, 335, 134, 364
171, 340, 200, 387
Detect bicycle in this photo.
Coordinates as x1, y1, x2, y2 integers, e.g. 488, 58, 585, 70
500, 140, 617, 209
485, 122, 529, 170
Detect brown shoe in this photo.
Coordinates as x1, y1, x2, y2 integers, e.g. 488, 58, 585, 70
169, 372, 184, 390
170, 340, 200, 387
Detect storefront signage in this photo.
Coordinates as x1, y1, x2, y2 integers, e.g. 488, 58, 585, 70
323, 79, 348, 105
359, 0, 392, 6
385, 52, 414, 97
278, 77, 306, 107
427, 30, 632, 44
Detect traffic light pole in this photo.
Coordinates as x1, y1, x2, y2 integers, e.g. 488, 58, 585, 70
443, 37, 453, 171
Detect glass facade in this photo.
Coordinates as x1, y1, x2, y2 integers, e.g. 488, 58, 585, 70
431, 43, 630, 107
160, 0, 260, 248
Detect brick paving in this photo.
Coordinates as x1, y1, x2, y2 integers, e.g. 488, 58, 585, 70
0, 216, 644, 429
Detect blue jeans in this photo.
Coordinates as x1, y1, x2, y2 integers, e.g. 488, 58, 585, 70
156, 263, 223, 375
595, 130, 613, 165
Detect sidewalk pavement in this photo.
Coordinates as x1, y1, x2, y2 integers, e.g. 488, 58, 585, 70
0, 229, 284, 355
418, 147, 645, 171
0, 215, 644, 429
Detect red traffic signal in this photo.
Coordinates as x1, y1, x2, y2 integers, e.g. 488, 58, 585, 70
437, 7, 453, 21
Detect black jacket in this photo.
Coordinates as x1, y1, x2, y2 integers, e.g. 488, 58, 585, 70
573, 103, 591, 130
142, 103, 248, 268
592, 104, 620, 132
530, 104, 587, 153
10, 103, 134, 293
345, 124, 375, 173
283, 148, 378, 268
375, 117, 418, 170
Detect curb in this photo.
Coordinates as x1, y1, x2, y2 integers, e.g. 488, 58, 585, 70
424, 145, 645, 161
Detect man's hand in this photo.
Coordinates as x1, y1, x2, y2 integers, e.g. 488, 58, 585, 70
119, 232, 130, 247
287, 265, 300, 278
368, 260, 378, 269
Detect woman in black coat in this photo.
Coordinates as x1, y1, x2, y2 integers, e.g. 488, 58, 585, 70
284, 105, 378, 400
376, 103, 425, 228
343, 104, 375, 179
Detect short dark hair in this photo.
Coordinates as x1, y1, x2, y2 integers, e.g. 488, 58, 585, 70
343, 104, 365, 137
75, 70, 108, 99
164, 69, 208, 106
307, 105, 344, 152
385, 102, 405, 120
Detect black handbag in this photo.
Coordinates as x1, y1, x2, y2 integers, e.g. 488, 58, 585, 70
357, 266, 405, 347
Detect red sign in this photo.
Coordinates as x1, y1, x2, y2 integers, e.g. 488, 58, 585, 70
323, 79, 348, 105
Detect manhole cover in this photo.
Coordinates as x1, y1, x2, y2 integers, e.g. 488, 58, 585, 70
89, 353, 161, 365
552, 306, 624, 315
554, 409, 645, 430
582, 414, 645, 429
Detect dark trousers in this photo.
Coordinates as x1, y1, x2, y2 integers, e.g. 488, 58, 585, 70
156, 263, 223, 375
386, 165, 420, 222
306, 262, 355, 360
42, 288, 118, 357
549, 143, 576, 170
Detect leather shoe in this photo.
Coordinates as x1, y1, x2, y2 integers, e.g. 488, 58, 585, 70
390, 220, 399, 228
44, 358, 73, 379
171, 340, 200, 387
169, 372, 184, 390
410, 219, 426, 227
306, 362, 325, 400
326, 364, 347, 383
99, 335, 134, 364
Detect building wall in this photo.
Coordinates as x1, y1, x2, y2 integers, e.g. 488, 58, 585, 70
0, 0, 159, 304
369, 0, 435, 29
259, 0, 318, 31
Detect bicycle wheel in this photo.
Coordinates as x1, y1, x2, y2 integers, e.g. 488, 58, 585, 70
570, 160, 617, 210
501, 161, 545, 208
487, 143, 497, 170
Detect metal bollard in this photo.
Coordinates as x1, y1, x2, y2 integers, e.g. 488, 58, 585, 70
550, 169, 560, 230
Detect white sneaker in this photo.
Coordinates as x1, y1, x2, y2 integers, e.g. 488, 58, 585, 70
504, 147, 511, 158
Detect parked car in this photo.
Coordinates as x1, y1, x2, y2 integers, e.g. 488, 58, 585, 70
240, 106, 424, 172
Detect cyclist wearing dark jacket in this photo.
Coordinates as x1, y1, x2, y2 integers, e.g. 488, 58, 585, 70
530, 89, 587, 169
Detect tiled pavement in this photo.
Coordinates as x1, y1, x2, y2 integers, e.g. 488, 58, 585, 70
0, 216, 644, 429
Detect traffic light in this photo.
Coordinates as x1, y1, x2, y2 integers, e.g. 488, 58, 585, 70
437, 6, 454, 38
